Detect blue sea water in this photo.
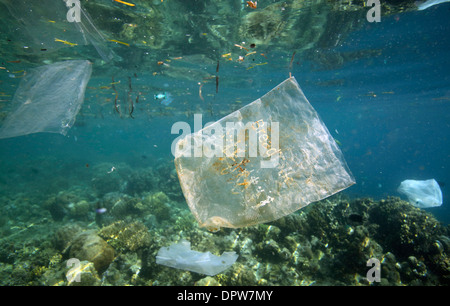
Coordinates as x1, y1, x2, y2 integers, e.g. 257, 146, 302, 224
0, 1, 449, 286
312, 5, 450, 223
1, 3, 448, 222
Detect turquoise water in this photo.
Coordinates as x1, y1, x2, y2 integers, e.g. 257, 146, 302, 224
0, 0, 449, 286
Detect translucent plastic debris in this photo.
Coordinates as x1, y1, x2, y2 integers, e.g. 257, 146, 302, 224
0, 0, 116, 61
416, 0, 450, 10
174, 77, 355, 230
398, 179, 443, 208
0, 60, 92, 139
156, 240, 238, 276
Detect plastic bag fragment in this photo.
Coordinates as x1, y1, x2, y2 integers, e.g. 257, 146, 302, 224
0, 60, 92, 139
416, 0, 450, 10
156, 240, 238, 276
174, 77, 355, 230
0, 0, 115, 61
398, 179, 443, 208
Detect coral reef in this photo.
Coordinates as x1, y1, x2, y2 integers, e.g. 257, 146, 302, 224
1, 191, 449, 286
98, 220, 152, 253
69, 230, 115, 274
91, 163, 128, 197
124, 168, 157, 196
67, 200, 91, 220
65, 261, 102, 286
139, 192, 171, 221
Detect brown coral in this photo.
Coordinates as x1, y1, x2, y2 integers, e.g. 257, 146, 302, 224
98, 220, 151, 253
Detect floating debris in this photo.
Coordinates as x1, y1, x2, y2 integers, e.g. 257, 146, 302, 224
54, 38, 77, 46
113, 0, 136, 7
109, 39, 130, 46
234, 43, 249, 52
198, 82, 204, 101
216, 60, 220, 93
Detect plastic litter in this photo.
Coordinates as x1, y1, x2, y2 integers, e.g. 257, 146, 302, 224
0, 0, 115, 61
0, 60, 92, 139
398, 179, 443, 208
174, 76, 355, 230
156, 240, 238, 276
416, 0, 450, 10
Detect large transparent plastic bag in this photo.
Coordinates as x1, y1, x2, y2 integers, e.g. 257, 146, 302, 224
0, 60, 92, 139
174, 77, 355, 230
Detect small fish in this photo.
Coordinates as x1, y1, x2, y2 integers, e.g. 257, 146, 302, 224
96, 208, 107, 214
109, 39, 130, 46
154, 93, 166, 100
54, 38, 78, 46
154, 92, 173, 106
113, 0, 136, 6
334, 138, 342, 146
247, 1, 257, 9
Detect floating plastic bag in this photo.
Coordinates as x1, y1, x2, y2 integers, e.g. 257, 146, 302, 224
156, 240, 238, 276
398, 179, 443, 208
0, 60, 92, 139
174, 77, 355, 230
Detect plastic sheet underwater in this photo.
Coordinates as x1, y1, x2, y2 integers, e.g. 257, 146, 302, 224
174, 77, 356, 230
398, 179, 443, 208
0, 60, 92, 139
156, 240, 238, 276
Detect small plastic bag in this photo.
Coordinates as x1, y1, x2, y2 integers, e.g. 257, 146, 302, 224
398, 179, 443, 208
156, 240, 238, 276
